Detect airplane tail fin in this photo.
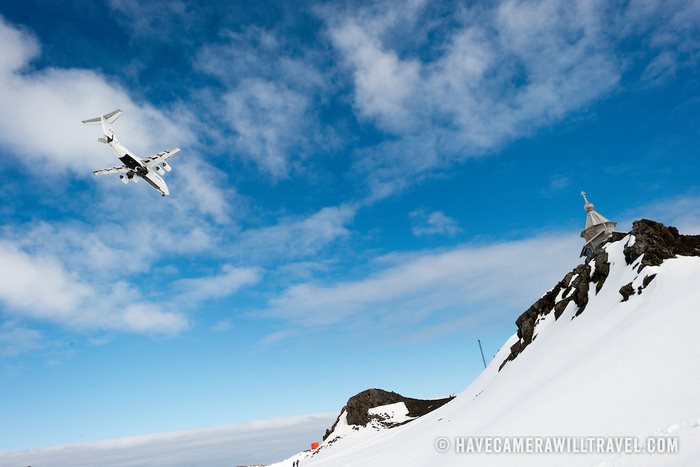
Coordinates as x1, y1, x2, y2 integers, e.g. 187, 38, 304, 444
82, 109, 122, 142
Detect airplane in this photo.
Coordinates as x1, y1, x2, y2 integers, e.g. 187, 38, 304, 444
82, 109, 181, 196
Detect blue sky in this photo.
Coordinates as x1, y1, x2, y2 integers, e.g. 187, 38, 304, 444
0, 0, 699, 455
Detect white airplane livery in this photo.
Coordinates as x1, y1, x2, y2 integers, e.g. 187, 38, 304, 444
83, 109, 181, 196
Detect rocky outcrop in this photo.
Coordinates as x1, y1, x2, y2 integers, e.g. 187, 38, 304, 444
619, 282, 635, 302
499, 220, 700, 371
323, 389, 454, 440
624, 219, 700, 269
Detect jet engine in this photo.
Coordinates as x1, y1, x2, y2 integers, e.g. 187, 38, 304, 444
162, 162, 172, 172
154, 165, 164, 175
119, 175, 129, 185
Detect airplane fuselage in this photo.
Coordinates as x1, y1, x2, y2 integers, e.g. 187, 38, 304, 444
84, 109, 178, 196
108, 139, 169, 196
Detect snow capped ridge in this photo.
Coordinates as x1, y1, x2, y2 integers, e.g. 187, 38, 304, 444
267, 389, 453, 467
322, 388, 454, 441
499, 218, 700, 370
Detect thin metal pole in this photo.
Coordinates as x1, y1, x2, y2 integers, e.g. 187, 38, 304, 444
478, 339, 487, 368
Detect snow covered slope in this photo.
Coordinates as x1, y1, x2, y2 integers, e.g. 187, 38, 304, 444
278, 220, 700, 466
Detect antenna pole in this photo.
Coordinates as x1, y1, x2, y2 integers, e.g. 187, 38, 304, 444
478, 339, 487, 368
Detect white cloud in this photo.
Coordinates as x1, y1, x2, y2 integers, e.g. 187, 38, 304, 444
169, 156, 239, 225
0, 413, 336, 467
0, 15, 194, 174
331, 21, 421, 133
174, 265, 261, 302
260, 232, 581, 329
410, 209, 461, 237
121, 303, 187, 335
0, 241, 92, 316
0, 14, 38, 72
223, 79, 311, 179
6, 220, 213, 279
0, 240, 187, 335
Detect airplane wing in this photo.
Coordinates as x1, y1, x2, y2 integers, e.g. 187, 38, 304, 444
93, 165, 130, 175
142, 147, 181, 167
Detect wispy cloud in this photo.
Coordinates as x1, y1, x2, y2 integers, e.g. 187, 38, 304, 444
196, 26, 327, 93
196, 26, 333, 180
5, 220, 214, 279
228, 204, 357, 263
320, 0, 696, 197
410, 209, 462, 237
621, 193, 700, 234
0, 321, 43, 357
107, 0, 191, 38
0, 413, 336, 467
223, 79, 312, 179
259, 232, 581, 332
211, 319, 232, 332
169, 156, 241, 225
174, 265, 261, 303
622, 0, 700, 85
541, 174, 572, 196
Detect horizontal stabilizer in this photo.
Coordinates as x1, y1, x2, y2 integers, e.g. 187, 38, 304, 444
82, 109, 122, 125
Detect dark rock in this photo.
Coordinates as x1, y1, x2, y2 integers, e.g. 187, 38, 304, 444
619, 282, 635, 302
623, 219, 700, 269
637, 274, 657, 295
572, 264, 591, 316
591, 248, 611, 293
323, 388, 454, 440
509, 339, 523, 356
